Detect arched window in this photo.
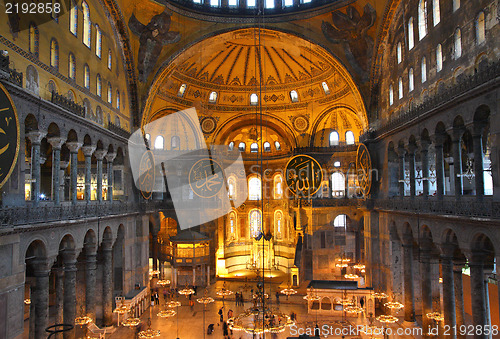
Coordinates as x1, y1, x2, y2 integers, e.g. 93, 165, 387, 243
250, 142, 258, 153
331, 172, 345, 196
210, 0, 219, 6
436, 44, 443, 72
284, 0, 292, 6
248, 177, 261, 200
329, 131, 339, 146
171, 135, 180, 149
274, 174, 283, 199
275, 141, 281, 151
249, 210, 262, 238
290, 90, 298, 102
250, 93, 258, 105
345, 131, 355, 145
228, 177, 236, 200
68, 53, 76, 80
116, 90, 120, 109
107, 83, 112, 103
397, 42, 402, 64
96, 74, 102, 97
334, 161, 341, 167
263, 142, 271, 152
433, 0, 440, 26
178, 84, 187, 97
115, 116, 120, 127
228, 211, 237, 237
322, 82, 330, 94
238, 142, 245, 152
69, 0, 77, 35
228, 142, 234, 151
409, 68, 414, 92
265, 0, 274, 9
209, 91, 217, 103
108, 50, 112, 70
333, 214, 347, 228
389, 85, 394, 105
421, 57, 427, 83
228, 0, 237, 6
154, 136, 164, 150
476, 12, 485, 44
418, 0, 427, 40
247, 0, 256, 8
408, 18, 414, 50
275, 211, 283, 239
50, 39, 59, 69
82, 1, 91, 47
145, 134, 151, 147
29, 23, 39, 57
453, 0, 460, 12
84, 64, 90, 89
95, 25, 102, 58
454, 28, 462, 59
398, 77, 403, 99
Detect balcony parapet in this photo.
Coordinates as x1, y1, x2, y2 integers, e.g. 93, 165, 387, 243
0, 201, 134, 226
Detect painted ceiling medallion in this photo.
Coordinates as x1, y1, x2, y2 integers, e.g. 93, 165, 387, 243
293, 116, 309, 132
201, 117, 217, 134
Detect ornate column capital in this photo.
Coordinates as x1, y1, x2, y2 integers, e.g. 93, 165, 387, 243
94, 149, 107, 161
60, 160, 69, 170
26, 131, 46, 145
47, 137, 66, 150
66, 142, 82, 153
105, 152, 117, 163
440, 243, 457, 259
397, 146, 407, 158
82, 145, 96, 157
434, 133, 447, 146
420, 139, 430, 152
407, 143, 417, 155
452, 127, 465, 142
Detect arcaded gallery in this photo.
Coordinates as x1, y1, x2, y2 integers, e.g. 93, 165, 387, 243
0, 0, 498, 338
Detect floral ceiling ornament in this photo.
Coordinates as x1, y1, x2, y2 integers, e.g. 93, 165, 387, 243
128, 10, 181, 82
322, 4, 376, 79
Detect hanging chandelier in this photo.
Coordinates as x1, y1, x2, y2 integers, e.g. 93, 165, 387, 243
113, 304, 129, 314
353, 264, 365, 270
149, 270, 160, 276
157, 279, 170, 287
335, 263, 349, 268
157, 309, 176, 318
426, 312, 444, 322
167, 301, 181, 308
344, 306, 364, 314
178, 284, 195, 297
138, 328, 161, 338
24, 299, 31, 305
384, 301, 404, 310
216, 282, 234, 297
228, 307, 294, 334
344, 273, 359, 279
376, 315, 398, 323
280, 287, 297, 296
372, 292, 388, 299
74, 315, 93, 326
122, 317, 141, 327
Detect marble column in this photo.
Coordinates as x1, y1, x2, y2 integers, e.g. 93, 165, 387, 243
469, 252, 487, 339
94, 150, 106, 202
82, 146, 96, 202
32, 260, 51, 339
85, 246, 97, 320
66, 142, 82, 204
55, 268, 64, 339
453, 262, 466, 339
473, 124, 486, 200
435, 135, 446, 200
420, 246, 433, 336
26, 131, 46, 205
60, 161, 69, 202
403, 235, 416, 323
452, 132, 464, 199
398, 146, 406, 197
421, 140, 430, 199
102, 241, 113, 326
105, 152, 116, 201
48, 137, 65, 204
152, 233, 159, 271
408, 144, 417, 198
441, 244, 457, 338
63, 249, 77, 339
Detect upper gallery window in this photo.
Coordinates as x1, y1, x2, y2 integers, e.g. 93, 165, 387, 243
50, 39, 59, 69
398, 77, 403, 99
108, 50, 112, 70
329, 131, 339, 146
265, 0, 274, 9
432, 0, 440, 26
345, 131, 355, 145
389, 85, 394, 105
418, 0, 427, 40
29, 23, 39, 57
69, 0, 77, 35
95, 25, 102, 58
421, 57, 427, 83
408, 18, 414, 50
68, 53, 76, 80
228, 177, 236, 200
228, 211, 236, 235
249, 209, 262, 238
228, 0, 237, 6
84, 64, 90, 89
436, 44, 443, 72
409, 68, 414, 92
96, 74, 102, 97
274, 174, 283, 199
116, 91, 120, 109
331, 172, 345, 197
284, 0, 293, 6
275, 210, 283, 239
334, 214, 347, 228
476, 12, 486, 44
454, 28, 462, 59
453, 0, 460, 12
210, 0, 219, 6
248, 177, 261, 200
107, 83, 112, 103
397, 42, 402, 64
247, 0, 256, 7
82, 1, 91, 48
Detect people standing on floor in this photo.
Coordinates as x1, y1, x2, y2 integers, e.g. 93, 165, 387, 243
218, 307, 224, 322
154, 291, 160, 305
163, 288, 167, 302
150, 293, 155, 307
223, 321, 229, 339
275, 291, 280, 305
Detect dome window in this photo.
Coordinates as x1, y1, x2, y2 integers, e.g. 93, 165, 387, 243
322, 82, 330, 95
250, 143, 258, 153
178, 84, 187, 97
264, 142, 271, 152
275, 141, 281, 151
209, 91, 217, 103
238, 142, 246, 152
250, 93, 258, 105
290, 90, 299, 102
228, 142, 234, 151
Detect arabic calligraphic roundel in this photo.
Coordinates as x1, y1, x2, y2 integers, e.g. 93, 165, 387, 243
189, 158, 224, 198
0, 83, 19, 189
356, 143, 372, 196
285, 155, 323, 197
139, 150, 155, 199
